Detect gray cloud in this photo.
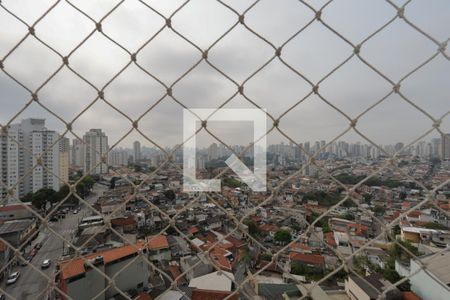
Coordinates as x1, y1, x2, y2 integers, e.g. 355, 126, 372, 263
0, 0, 449, 149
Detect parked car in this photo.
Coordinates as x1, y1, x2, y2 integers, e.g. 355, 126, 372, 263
73, 209, 79, 214
6, 272, 20, 285
41, 259, 51, 269
30, 248, 37, 257
20, 255, 32, 266
34, 242, 42, 250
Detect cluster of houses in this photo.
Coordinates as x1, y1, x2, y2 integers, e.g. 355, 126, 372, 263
1, 155, 449, 300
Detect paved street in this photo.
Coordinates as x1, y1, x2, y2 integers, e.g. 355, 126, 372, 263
2, 184, 106, 300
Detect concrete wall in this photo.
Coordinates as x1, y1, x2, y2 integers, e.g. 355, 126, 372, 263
401, 231, 420, 243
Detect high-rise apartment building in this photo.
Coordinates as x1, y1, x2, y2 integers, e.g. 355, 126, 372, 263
71, 138, 84, 167
442, 133, 450, 160
208, 143, 219, 161
83, 129, 108, 175
431, 138, 441, 158
108, 149, 128, 167
0, 124, 24, 200
0, 119, 62, 202
59, 137, 70, 185
30, 129, 60, 193
133, 141, 141, 162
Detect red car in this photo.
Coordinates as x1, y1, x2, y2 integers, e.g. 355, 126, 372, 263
29, 248, 37, 257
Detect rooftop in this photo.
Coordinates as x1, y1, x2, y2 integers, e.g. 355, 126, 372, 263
59, 241, 145, 280
289, 253, 325, 266
0, 219, 34, 235
0, 203, 32, 212
147, 235, 169, 250
191, 289, 238, 300
419, 250, 450, 285
189, 271, 234, 292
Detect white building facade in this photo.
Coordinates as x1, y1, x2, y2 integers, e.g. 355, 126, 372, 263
133, 140, 141, 162
31, 129, 60, 192
0, 119, 63, 202
71, 138, 84, 168
83, 129, 108, 175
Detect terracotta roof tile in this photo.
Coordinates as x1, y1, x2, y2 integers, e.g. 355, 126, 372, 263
59, 241, 146, 280
289, 242, 312, 252
259, 223, 279, 233
210, 246, 232, 271
191, 289, 238, 300
0, 204, 31, 212
147, 235, 169, 250
402, 291, 421, 300
289, 252, 325, 266
225, 236, 245, 248
188, 226, 199, 235
407, 211, 421, 218
325, 232, 337, 247
167, 265, 187, 285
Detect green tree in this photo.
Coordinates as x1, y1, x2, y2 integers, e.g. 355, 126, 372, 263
31, 188, 56, 209
322, 222, 331, 233
338, 213, 355, 221
244, 219, 260, 237
363, 193, 373, 204
260, 253, 272, 261
163, 189, 176, 201
82, 175, 95, 190
291, 262, 324, 280
222, 178, 243, 188
422, 222, 448, 230
22, 192, 33, 203
302, 191, 342, 207
274, 230, 291, 244
373, 205, 386, 215
54, 184, 70, 203
392, 224, 401, 235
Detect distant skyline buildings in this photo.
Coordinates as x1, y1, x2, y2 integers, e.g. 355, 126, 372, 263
1, 117, 448, 200
69, 129, 450, 171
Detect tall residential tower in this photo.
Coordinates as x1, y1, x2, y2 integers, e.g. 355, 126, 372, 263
83, 129, 108, 175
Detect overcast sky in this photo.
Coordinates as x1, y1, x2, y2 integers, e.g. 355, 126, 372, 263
0, 0, 449, 149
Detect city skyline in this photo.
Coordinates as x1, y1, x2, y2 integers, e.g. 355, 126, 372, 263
3, 117, 449, 158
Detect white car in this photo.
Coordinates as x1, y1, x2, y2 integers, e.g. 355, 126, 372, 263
6, 271, 20, 285
41, 259, 51, 269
